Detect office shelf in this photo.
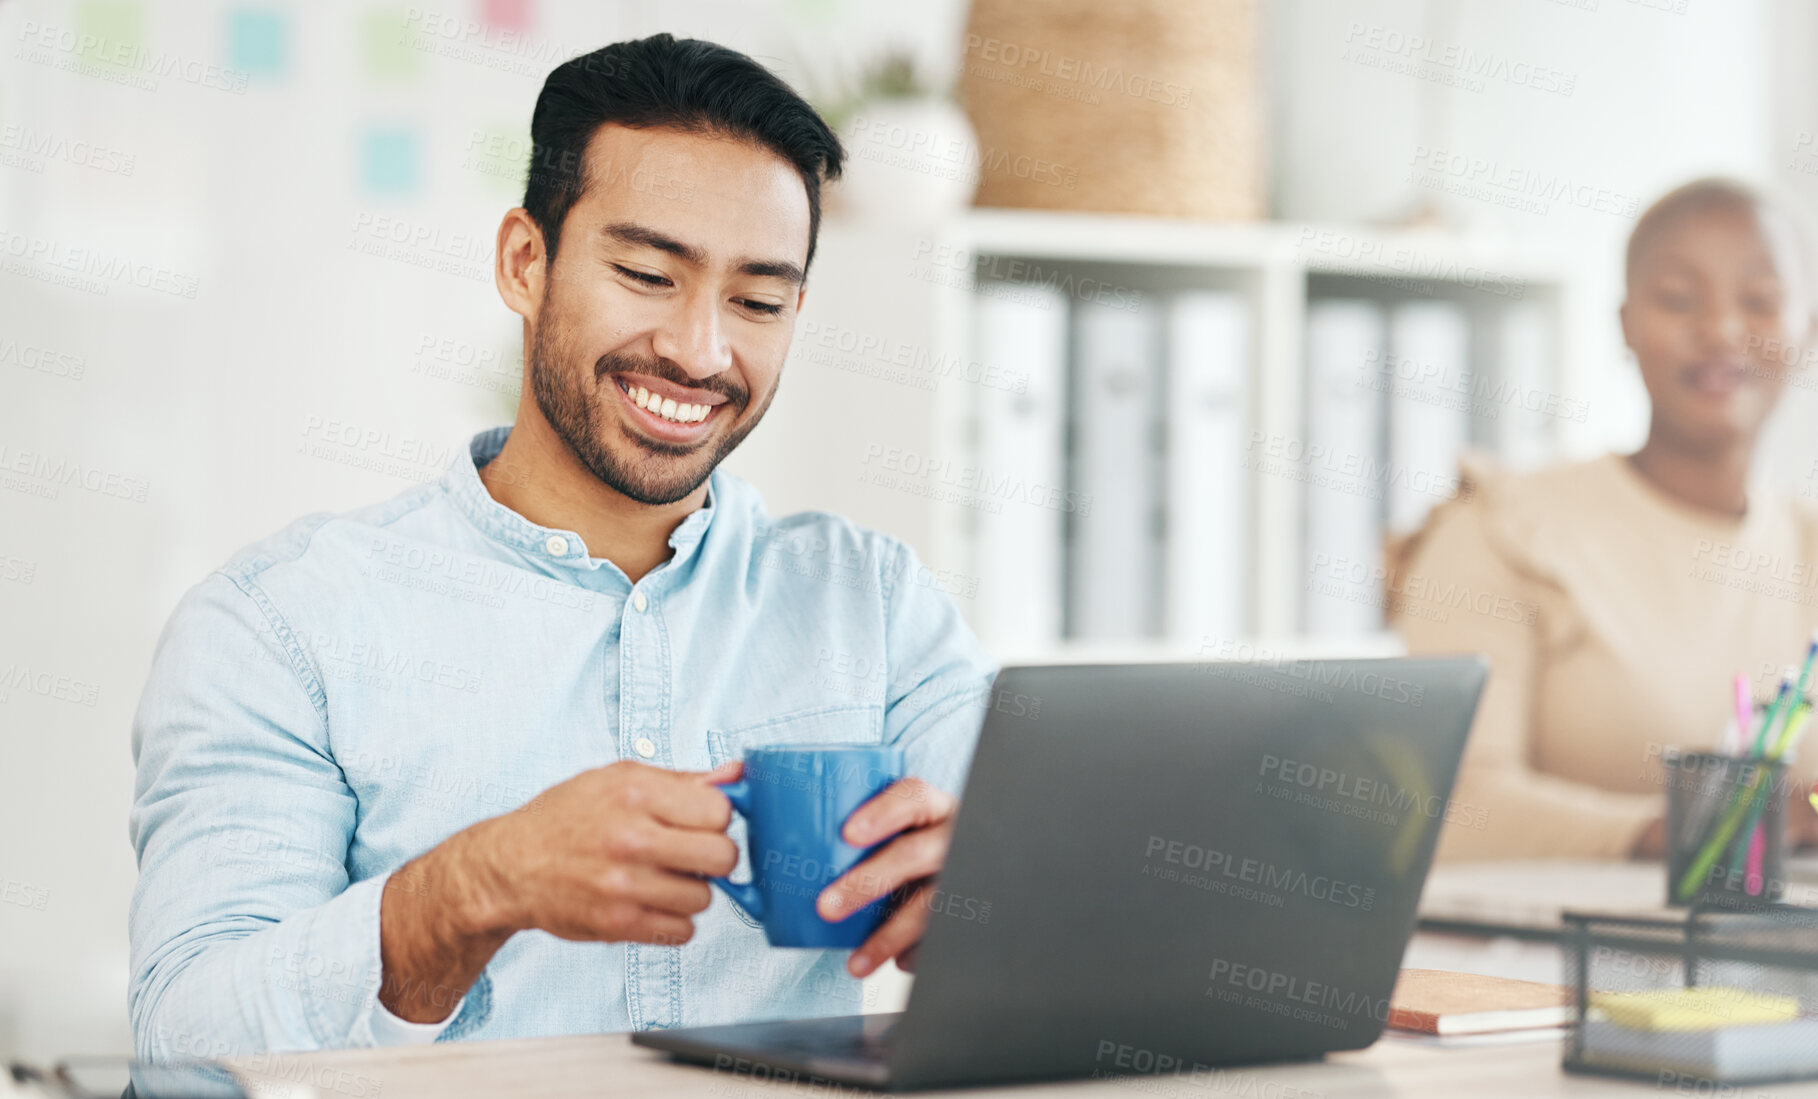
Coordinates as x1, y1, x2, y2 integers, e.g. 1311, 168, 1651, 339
737, 207, 1586, 659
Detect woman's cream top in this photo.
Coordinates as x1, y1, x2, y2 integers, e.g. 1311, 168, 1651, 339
1391, 452, 1818, 861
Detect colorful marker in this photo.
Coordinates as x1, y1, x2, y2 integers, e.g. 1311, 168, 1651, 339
1730, 673, 1753, 755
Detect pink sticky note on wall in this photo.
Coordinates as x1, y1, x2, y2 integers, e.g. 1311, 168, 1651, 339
482, 0, 532, 32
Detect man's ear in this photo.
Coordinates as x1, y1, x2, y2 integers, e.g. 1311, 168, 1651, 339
496, 208, 546, 321
1618, 298, 1637, 358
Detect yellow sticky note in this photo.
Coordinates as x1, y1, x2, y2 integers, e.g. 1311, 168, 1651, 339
1589, 988, 1801, 1032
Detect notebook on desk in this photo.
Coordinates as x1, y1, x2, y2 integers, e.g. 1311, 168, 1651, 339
1386, 969, 1574, 1036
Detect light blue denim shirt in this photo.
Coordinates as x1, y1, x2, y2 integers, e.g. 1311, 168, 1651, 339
128, 426, 996, 1061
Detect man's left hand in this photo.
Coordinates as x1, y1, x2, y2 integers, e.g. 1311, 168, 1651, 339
816, 777, 956, 978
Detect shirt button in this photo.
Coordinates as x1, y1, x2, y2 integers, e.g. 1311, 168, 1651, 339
545, 535, 569, 556
632, 590, 648, 612
633, 737, 656, 759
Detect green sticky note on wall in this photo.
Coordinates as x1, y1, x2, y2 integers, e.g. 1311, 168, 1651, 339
75, 0, 144, 67
361, 6, 421, 80
462, 125, 531, 196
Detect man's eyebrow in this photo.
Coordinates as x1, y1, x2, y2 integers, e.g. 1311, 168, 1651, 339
600, 221, 804, 287
737, 258, 806, 286
601, 221, 705, 266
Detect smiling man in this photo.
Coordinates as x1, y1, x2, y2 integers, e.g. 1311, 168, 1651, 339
128, 34, 995, 1059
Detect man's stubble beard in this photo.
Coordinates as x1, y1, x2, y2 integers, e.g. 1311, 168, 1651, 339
527, 288, 776, 506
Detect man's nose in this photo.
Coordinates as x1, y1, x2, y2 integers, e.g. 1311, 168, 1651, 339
651, 290, 734, 380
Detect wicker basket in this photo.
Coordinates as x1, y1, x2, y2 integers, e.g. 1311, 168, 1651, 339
958, 0, 1263, 219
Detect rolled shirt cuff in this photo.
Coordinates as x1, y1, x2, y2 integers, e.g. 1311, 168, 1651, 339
368, 993, 465, 1045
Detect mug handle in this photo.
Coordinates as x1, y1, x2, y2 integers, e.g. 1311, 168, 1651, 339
709, 777, 765, 923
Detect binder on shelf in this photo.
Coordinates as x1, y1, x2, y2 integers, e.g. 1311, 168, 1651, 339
1496, 301, 1558, 471
1070, 297, 1161, 641
1302, 299, 1386, 637
972, 287, 1069, 652
1164, 291, 1251, 645
1386, 301, 1471, 536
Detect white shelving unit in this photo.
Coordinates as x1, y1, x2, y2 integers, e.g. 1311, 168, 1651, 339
735, 208, 1586, 663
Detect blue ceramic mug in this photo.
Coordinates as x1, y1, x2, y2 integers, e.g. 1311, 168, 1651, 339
711, 744, 905, 947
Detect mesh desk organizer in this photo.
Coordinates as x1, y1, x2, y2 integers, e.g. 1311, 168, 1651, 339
1564, 904, 1818, 1086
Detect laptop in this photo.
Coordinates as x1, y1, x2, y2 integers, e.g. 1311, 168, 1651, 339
635, 656, 1487, 1091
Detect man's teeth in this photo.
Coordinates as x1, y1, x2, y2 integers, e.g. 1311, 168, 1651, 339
622, 381, 711, 423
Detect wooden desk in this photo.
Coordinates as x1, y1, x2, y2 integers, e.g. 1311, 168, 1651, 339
230, 1026, 1818, 1099
227, 860, 1818, 1099
1418, 858, 1818, 939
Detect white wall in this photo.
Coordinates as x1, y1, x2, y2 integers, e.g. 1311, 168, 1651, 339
1267, 0, 1780, 468
1766, 0, 1818, 496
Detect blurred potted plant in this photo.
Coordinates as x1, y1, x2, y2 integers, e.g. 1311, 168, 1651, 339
817, 48, 978, 222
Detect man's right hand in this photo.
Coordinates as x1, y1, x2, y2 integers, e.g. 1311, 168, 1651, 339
378, 759, 742, 1023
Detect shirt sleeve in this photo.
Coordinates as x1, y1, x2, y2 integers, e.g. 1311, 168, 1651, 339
879, 540, 999, 798
369, 994, 464, 1044
1392, 497, 1658, 861
128, 571, 466, 1060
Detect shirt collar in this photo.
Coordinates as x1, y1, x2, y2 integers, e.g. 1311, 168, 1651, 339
441, 426, 717, 572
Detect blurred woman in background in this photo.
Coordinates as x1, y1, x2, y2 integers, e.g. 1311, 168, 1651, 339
1393, 178, 1818, 860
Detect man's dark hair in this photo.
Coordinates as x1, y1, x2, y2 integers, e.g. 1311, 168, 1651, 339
523, 34, 844, 273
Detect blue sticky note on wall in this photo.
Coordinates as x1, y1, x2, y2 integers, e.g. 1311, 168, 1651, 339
362, 127, 420, 195
227, 7, 288, 77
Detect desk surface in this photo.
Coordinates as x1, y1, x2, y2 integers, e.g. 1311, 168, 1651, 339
1418, 857, 1818, 938
228, 904, 1818, 1099
219, 864, 1818, 1099
231, 1026, 1818, 1099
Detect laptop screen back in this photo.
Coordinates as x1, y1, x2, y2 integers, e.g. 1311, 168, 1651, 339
889, 657, 1486, 1089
